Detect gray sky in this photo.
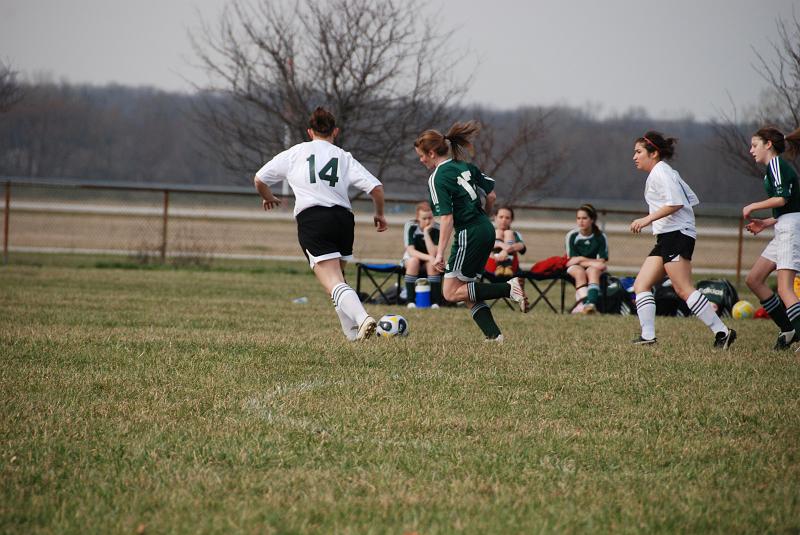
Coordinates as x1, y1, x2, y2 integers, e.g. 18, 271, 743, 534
0, 0, 796, 120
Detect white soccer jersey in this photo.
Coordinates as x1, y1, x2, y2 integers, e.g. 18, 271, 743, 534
644, 161, 699, 238
255, 139, 382, 217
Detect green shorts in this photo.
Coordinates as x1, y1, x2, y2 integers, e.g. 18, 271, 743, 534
445, 218, 495, 282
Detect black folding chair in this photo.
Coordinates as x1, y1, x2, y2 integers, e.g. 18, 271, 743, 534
519, 271, 569, 314
355, 263, 404, 304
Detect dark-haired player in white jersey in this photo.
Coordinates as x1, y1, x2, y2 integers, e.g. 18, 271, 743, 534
629, 131, 735, 349
254, 107, 387, 341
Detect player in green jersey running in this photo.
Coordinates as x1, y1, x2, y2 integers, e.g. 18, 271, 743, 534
743, 126, 800, 350
414, 121, 528, 342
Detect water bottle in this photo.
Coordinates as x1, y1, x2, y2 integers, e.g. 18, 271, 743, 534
415, 278, 431, 308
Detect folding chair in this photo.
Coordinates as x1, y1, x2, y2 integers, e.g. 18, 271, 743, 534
519, 271, 568, 314
355, 263, 404, 304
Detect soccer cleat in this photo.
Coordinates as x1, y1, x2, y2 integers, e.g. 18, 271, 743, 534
356, 316, 377, 341
582, 303, 597, 315
507, 277, 528, 313
774, 331, 798, 350
631, 335, 657, 345
406, 302, 417, 309
431, 303, 440, 309
484, 334, 504, 343
713, 329, 737, 350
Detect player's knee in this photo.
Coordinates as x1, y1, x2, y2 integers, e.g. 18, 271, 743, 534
745, 271, 763, 291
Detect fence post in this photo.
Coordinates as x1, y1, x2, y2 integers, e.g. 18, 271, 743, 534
736, 216, 744, 286
160, 190, 169, 263
3, 182, 9, 265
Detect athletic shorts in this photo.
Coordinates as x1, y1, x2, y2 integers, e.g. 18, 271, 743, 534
761, 212, 800, 271
648, 230, 695, 263
296, 205, 355, 269
445, 218, 495, 282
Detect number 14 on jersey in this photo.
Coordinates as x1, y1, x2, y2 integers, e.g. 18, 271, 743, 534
307, 155, 340, 187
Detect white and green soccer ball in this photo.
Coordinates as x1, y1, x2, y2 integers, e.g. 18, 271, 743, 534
377, 314, 409, 337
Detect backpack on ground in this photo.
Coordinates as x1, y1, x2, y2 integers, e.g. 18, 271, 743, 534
597, 275, 635, 315
695, 279, 739, 318
653, 279, 691, 316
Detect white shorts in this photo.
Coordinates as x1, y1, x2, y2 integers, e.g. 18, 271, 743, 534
761, 212, 800, 271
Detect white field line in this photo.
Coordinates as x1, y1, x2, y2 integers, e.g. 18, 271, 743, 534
8, 245, 744, 275
4, 200, 755, 237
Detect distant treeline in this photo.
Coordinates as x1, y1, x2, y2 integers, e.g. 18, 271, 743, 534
0, 83, 765, 204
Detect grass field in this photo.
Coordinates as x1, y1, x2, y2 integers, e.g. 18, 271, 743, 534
2, 257, 799, 534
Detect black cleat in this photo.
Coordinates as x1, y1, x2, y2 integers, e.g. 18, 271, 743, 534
714, 329, 737, 350
774, 331, 798, 351
632, 335, 657, 345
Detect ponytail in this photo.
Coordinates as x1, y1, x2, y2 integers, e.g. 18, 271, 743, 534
757, 126, 800, 156
637, 130, 678, 160
415, 120, 480, 161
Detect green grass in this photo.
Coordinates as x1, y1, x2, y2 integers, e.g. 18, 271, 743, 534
1, 260, 799, 534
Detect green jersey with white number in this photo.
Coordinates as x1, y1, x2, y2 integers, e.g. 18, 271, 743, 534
428, 159, 495, 232
565, 228, 609, 259
763, 155, 800, 218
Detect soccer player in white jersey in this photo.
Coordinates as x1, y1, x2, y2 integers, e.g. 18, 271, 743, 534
742, 126, 800, 350
254, 107, 388, 341
629, 131, 735, 349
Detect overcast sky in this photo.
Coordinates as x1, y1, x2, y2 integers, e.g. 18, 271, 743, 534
0, 0, 797, 120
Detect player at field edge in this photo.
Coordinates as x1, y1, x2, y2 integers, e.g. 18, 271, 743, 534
403, 201, 441, 308
565, 203, 608, 314
490, 206, 527, 278
414, 121, 528, 342
742, 126, 800, 351
253, 107, 388, 341
629, 131, 736, 349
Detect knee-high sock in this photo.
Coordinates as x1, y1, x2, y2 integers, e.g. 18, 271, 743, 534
404, 274, 418, 303
686, 290, 728, 335
762, 293, 793, 333
471, 302, 501, 338
786, 302, 800, 333
586, 283, 600, 305
575, 284, 588, 302
428, 275, 442, 305
636, 291, 656, 340
467, 281, 511, 302
334, 305, 358, 341
331, 283, 369, 327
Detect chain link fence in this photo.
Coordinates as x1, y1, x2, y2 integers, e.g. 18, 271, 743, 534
2, 178, 766, 283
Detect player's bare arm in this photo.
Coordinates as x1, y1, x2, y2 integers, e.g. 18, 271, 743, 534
254, 176, 281, 210
369, 185, 387, 232
630, 204, 681, 233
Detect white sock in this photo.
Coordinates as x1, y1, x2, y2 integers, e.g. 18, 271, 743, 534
636, 291, 656, 340
686, 290, 728, 335
576, 286, 588, 302
331, 283, 369, 327
334, 305, 358, 341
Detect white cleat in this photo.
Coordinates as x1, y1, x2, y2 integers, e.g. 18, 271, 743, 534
484, 334, 504, 343
407, 302, 417, 309
356, 316, 377, 341
507, 277, 528, 313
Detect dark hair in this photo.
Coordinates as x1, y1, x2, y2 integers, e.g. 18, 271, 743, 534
309, 107, 336, 136
496, 205, 515, 220
578, 203, 600, 237
414, 120, 480, 161
636, 130, 677, 160
753, 126, 800, 156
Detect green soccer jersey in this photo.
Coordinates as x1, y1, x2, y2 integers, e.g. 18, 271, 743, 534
404, 221, 440, 254
565, 228, 609, 260
764, 156, 800, 218
428, 159, 495, 231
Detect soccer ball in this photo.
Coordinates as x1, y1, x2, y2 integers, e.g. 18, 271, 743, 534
377, 314, 409, 337
732, 300, 755, 319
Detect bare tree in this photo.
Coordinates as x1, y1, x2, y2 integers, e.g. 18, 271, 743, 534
190, 0, 467, 186
473, 108, 566, 206
0, 60, 23, 114
713, 13, 800, 176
